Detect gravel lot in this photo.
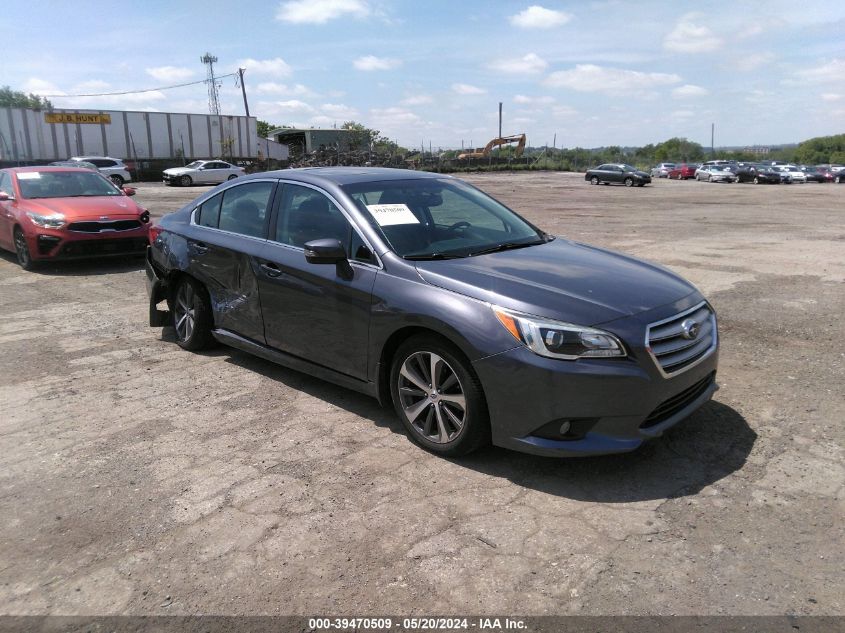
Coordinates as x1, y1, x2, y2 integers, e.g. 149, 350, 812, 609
1, 172, 843, 616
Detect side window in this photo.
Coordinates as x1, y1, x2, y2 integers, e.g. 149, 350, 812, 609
350, 230, 375, 264
217, 181, 274, 238
275, 184, 351, 249
196, 193, 223, 228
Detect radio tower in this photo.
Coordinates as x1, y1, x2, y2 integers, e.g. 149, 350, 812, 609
201, 52, 221, 115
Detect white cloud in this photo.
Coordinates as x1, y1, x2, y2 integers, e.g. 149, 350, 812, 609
320, 103, 359, 118
821, 93, 842, 102
401, 95, 433, 106
544, 64, 680, 96
735, 52, 775, 72
510, 6, 571, 29
664, 13, 722, 53
271, 99, 316, 114
256, 82, 314, 97
803, 58, 845, 83
22, 78, 63, 95
672, 84, 709, 99
238, 57, 292, 78
513, 94, 555, 105
145, 66, 195, 83
353, 55, 401, 71
452, 83, 486, 95
489, 53, 547, 74
276, 0, 369, 24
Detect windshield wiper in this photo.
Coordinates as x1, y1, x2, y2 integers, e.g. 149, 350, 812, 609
403, 253, 465, 260
467, 239, 545, 257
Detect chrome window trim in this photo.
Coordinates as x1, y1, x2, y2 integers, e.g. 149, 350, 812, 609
644, 300, 718, 379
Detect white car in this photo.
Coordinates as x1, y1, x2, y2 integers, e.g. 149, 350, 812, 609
779, 165, 807, 183
69, 156, 132, 186
162, 160, 245, 187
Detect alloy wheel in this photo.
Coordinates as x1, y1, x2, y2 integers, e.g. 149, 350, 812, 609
14, 230, 31, 268
174, 283, 196, 342
397, 351, 466, 444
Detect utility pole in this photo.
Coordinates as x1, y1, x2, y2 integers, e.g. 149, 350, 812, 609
711, 123, 715, 156
237, 67, 250, 117
201, 53, 221, 115
498, 102, 503, 138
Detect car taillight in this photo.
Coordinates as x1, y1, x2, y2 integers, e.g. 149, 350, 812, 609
148, 223, 164, 244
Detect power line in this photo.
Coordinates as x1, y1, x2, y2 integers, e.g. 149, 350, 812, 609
40, 73, 238, 99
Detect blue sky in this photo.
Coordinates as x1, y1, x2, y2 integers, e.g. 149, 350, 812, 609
4, 1, 844, 149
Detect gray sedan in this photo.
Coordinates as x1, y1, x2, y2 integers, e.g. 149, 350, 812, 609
146, 168, 718, 457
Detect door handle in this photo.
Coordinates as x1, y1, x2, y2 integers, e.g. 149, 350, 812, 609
260, 262, 282, 278
189, 241, 209, 254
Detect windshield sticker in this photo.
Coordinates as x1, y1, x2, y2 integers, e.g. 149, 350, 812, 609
366, 203, 420, 226
17, 172, 42, 180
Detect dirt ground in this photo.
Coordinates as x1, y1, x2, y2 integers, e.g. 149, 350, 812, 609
1, 172, 843, 617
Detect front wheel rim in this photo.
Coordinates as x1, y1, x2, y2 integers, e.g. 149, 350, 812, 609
174, 283, 196, 341
14, 231, 30, 265
398, 351, 466, 444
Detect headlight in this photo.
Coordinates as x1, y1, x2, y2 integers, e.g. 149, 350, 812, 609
492, 306, 626, 360
26, 211, 66, 228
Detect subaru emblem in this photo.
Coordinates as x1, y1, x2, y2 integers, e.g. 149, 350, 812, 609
681, 319, 700, 340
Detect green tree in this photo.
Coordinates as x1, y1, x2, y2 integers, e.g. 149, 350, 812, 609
794, 133, 845, 165
0, 86, 52, 110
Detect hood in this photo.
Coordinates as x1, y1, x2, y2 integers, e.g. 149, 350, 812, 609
22, 196, 142, 220
163, 167, 194, 175
414, 239, 696, 326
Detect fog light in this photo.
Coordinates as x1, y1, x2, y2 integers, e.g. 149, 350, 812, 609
559, 420, 571, 435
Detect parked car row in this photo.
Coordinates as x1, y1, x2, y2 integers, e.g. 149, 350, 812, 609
652, 161, 845, 184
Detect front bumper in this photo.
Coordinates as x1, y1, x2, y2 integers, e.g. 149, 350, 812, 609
24, 225, 149, 261
472, 299, 719, 457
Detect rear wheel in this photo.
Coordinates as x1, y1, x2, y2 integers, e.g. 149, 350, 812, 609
590, 176, 599, 185
180, 175, 192, 187
172, 276, 214, 351
227, 174, 238, 181
390, 335, 490, 457
13, 227, 36, 271
109, 174, 124, 186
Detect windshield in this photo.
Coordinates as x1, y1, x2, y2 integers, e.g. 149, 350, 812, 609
16, 171, 121, 199
342, 178, 545, 259
186, 161, 204, 168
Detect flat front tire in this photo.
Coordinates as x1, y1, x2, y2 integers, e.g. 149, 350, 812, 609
172, 276, 214, 351
390, 335, 490, 457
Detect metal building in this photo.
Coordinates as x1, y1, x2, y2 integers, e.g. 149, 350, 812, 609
0, 107, 258, 163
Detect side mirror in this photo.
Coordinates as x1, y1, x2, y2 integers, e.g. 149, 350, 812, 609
122, 187, 136, 196
304, 238, 347, 264
0, 191, 12, 202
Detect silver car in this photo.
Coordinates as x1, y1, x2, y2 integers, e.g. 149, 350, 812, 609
696, 166, 736, 183
162, 160, 245, 187
650, 163, 676, 178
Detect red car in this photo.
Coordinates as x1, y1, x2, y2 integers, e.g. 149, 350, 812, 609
0, 166, 150, 270
667, 164, 698, 180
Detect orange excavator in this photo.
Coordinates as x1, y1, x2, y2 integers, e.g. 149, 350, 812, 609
457, 134, 526, 160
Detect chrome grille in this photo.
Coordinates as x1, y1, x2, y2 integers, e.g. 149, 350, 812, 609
646, 302, 717, 376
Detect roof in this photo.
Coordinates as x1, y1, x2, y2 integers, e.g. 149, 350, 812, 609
243, 167, 449, 186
